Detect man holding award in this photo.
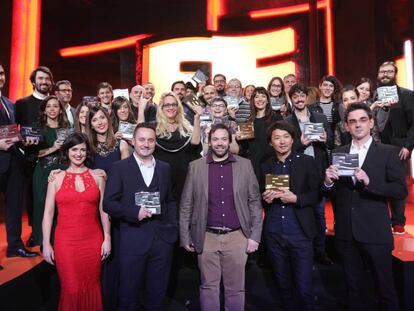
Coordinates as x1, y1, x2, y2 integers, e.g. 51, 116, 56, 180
103, 122, 177, 311
180, 123, 262, 311
325, 103, 407, 310
261, 120, 320, 310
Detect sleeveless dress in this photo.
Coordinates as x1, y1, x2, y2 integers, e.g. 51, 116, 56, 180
54, 170, 103, 311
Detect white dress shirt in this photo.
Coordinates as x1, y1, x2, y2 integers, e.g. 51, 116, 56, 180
349, 136, 373, 168
65, 105, 74, 126
133, 153, 156, 187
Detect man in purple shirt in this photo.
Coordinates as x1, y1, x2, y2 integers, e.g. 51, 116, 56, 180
180, 123, 263, 311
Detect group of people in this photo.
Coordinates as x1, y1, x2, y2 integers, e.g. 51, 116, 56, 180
0, 60, 413, 310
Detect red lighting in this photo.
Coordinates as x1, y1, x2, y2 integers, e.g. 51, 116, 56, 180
207, 0, 225, 31
59, 34, 151, 58
249, 1, 327, 19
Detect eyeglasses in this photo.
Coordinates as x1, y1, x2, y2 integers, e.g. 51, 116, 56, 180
58, 89, 72, 93
162, 103, 178, 109
211, 104, 226, 108
378, 70, 395, 75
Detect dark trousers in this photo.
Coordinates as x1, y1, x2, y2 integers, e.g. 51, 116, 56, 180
313, 197, 327, 258
266, 232, 314, 311
335, 238, 399, 311
390, 198, 405, 226
0, 154, 24, 252
118, 235, 174, 311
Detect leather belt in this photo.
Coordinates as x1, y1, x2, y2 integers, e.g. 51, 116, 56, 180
206, 227, 240, 235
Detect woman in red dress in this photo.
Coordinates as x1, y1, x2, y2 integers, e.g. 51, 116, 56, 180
42, 133, 111, 311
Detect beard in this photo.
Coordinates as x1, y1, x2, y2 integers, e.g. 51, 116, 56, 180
377, 76, 396, 87
35, 83, 51, 95
211, 145, 229, 159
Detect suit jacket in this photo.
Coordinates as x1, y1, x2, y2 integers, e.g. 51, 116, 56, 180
103, 156, 178, 255
377, 86, 414, 150
260, 153, 319, 239
286, 110, 333, 178
180, 154, 263, 253
0, 96, 16, 173
15, 95, 42, 126
327, 141, 407, 245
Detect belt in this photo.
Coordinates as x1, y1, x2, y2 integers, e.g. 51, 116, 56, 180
206, 227, 240, 235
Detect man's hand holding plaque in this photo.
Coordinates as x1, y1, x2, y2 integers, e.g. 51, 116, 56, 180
135, 191, 161, 217
303, 122, 324, 142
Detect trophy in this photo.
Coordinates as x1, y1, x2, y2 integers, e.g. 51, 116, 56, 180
135, 191, 161, 215
192, 69, 209, 84
118, 121, 136, 140
332, 153, 359, 176
237, 122, 255, 140
265, 174, 290, 191
56, 128, 75, 142
183, 94, 204, 113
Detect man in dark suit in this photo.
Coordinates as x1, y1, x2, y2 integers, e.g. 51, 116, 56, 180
374, 61, 414, 234
325, 103, 407, 310
0, 63, 38, 259
261, 121, 320, 310
103, 122, 177, 311
55, 80, 76, 127
180, 123, 263, 311
286, 83, 333, 265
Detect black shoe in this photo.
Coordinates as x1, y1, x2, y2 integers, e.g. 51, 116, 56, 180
315, 255, 334, 266
7, 248, 39, 258
25, 234, 35, 247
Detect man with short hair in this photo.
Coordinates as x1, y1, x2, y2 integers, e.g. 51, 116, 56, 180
375, 61, 414, 234
200, 85, 217, 106
261, 120, 320, 310
172, 80, 195, 124
16, 65, 54, 247
143, 82, 156, 103
96, 82, 114, 114
213, 73, 227, 97
286, 83, 333, 265
0, 63, 38, 259
104, 122, 177, 310
129, 84, 157, 122
283, 74, 297, 107
55, 80, 76, 127
325, 103, 407, 310
180, 123, 263, 311
309, 75, 342, 137
225, 78, 250, 124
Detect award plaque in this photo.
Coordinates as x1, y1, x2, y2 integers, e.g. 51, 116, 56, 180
192, 69, 209, 84
377, 85, 399, 104
113, 88, 129, 100
82, 96, 99, 106
135, 191, 161, 215
332, 153, 359, 176
118, 121, 136, 140
183, 94, 204, 113
303, 122, 324, 140
20, 126, 43, 142
224, 96, 240, 110
237, 122, 255, 140
265, 174, 290, 191
270, 97, 283, 111
56, 128, 75, 141
0, 124, 22, 142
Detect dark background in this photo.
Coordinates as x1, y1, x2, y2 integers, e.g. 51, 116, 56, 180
0, 0, 413, 104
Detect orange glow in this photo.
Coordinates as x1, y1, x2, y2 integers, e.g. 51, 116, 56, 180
396, 57, 407, 88
325, 0, 335, 75
142, 29, 296, 102
9, 0, 42, 101
249, 0, 327, 19
207, 0, 225, 31
59, 34, 151, 57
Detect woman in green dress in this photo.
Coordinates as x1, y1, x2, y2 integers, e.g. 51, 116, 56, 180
32, 95, 70, 246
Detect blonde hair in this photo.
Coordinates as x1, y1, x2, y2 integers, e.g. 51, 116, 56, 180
156, 92, 193, 139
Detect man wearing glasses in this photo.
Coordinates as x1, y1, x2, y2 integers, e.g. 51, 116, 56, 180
55, 80, 76, 127
375, 61, 414, 235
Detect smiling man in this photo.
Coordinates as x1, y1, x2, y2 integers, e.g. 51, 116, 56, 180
180, 123, 262, 311
325, 102, 407, 310
261, 120, 320, 310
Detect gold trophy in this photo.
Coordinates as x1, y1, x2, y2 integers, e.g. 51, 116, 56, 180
265, 174, 289, 191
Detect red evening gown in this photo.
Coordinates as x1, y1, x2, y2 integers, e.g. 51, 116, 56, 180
54, 170, 103, 311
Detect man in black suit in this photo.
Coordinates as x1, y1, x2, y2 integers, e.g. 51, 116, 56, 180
55, 80, 76, 127
0, 63, 38, 259
261, 121, 320, 310
285, 83, 333, 265
15, 66, 53, 246
375, 61, 414, 234
104, 122, 177, 311
325, 103, 407, 310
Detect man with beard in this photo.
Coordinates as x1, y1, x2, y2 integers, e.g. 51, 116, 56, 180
261, 121, 320, 310
374, 61, 414, 234
55, 80, 76, 127
129, 84, 157, 122
285, 84, 334, 265
15, 66, 53, 248
180, 123, 262, 311
213, 73, 227, 97
172, 80, 195, 124
200, 85, 217, 106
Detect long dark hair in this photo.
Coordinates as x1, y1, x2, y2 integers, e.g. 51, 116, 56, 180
248, 87, 274, 122
112, 96, 136, 130
38, 95, 69, 129
60, 132, 92, 167
85, 105, 116, 153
